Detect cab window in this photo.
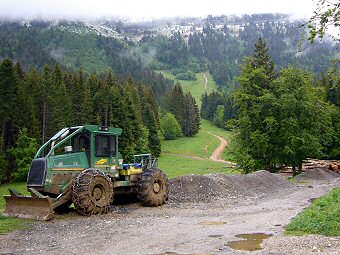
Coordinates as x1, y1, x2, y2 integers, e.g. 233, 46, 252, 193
95, 135, 116, 157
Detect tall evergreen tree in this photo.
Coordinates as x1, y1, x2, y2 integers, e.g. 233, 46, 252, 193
184, 93, 200, 137
0, 58, 19, 153
143, 103, 161, 157
41, 65, 53, 143
250, 37, 276, 83
168, 83, 186, 132
50, 64, 72, 132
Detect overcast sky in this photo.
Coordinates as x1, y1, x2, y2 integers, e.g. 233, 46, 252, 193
0, 0, 317, 20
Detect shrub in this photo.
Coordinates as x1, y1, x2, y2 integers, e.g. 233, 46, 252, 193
9, 128, 39, 182
161, 113, 182, 140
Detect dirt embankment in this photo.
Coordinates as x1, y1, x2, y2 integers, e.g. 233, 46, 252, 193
169, 170, 296, 203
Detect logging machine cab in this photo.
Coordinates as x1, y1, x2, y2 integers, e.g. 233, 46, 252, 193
29, 125, 124, 195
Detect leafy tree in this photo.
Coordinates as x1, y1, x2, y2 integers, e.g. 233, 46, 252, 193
307, 0, 339, 42
213, 105, 225, 128
9, 128, 39, 182
320, 61, 340, 159
273, 67, 333, 175
161, 112, 182, 140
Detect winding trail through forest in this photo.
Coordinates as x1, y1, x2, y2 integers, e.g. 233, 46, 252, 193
164, 132, 234, 164
209, 133, 235, 164
209, 134, 228, 162
203, 73, 208, 91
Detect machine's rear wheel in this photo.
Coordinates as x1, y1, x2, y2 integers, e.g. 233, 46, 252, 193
72, 168, 113, 215
137, 168, 168, 206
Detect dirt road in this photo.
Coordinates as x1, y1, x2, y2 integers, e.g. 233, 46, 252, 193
1, 170, 339, 255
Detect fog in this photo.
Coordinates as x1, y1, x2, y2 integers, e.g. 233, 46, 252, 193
0, 0, 316, 20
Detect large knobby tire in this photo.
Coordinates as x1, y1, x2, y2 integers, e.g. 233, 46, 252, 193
137, 168, 169, 206
72, 168, 113, 215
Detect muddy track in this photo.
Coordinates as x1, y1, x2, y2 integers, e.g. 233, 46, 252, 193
1, 170, 340, 255
164, 132, 233, 164
209, 134, 234, 164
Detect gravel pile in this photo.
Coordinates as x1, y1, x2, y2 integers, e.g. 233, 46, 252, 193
169, 170, 297, 203
294, 168, 340, 182
295, 168, 340, 182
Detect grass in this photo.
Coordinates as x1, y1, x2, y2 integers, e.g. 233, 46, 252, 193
162, 119, 233, 159
0, 182, 32, 234
158, 70, 218, 107
159, 69, 238, 177
285, 188, 340, 236
158, 154, 237, 178
160, 119, 238, 177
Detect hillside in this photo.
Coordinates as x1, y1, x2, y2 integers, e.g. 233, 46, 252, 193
0, 14, 338, 91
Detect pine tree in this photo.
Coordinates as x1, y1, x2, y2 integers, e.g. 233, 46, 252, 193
94, 73, 114, 126
143, 103, 161, 157
17, 66, 41, 139
0, 58, 19, 153
250, 37, 275, 82
184, 93, 200, 137
50, 64, 72, 132
200, 92, 208, 119
142, 86, 160, 129
41, 65, 53, 143
168, 83, 186, 132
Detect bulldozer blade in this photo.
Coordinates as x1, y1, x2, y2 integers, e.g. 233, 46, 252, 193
3, 195, 55, 221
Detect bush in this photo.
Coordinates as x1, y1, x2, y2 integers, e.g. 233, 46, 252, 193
9, 128, 39, 182
161, 113, 182, 140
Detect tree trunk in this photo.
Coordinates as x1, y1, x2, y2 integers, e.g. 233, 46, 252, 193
292, 164, 297, 177
298, 162, 303, 174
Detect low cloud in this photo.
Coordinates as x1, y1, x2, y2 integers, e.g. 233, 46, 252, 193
0, 0, 316, 20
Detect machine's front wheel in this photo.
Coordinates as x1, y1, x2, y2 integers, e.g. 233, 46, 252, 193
137, 168, 169, 206
72, 168, 113, 215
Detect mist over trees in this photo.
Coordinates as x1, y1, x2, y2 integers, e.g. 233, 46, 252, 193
0, 13, 339, 180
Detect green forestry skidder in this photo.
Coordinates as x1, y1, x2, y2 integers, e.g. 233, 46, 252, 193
4, 125, 169, 220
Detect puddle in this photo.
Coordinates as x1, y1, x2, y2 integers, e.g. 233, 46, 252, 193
226, 233, 273, 251
198, 221, 227, 225
208, 234, 223, 238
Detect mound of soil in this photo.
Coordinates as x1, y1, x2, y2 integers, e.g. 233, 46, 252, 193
294, 168, 340, 182
169, 170, 297, 203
